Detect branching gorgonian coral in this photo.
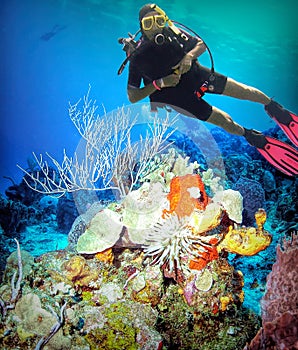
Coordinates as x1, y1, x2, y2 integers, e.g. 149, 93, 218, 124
17, 87, 178, 198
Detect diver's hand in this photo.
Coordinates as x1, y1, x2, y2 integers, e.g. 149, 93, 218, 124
172, 53, 193, 75
157, 73, 181, 88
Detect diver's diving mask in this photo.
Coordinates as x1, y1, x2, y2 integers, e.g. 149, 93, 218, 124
141, 14, 167, 31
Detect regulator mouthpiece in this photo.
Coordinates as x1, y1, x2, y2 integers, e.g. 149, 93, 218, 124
155, 33, 165, 45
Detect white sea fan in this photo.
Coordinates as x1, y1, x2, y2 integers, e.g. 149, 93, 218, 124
144, 214, 208, 273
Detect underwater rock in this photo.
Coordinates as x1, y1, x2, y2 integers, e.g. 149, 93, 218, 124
5, 249, 34, 280
57, 195, 79, 233
61, 255, 99, 287
158, 283, 259, 350
4, 178, 42, 206
98, 282, 123, 303
0, 242, 261, 350
0, 193, 42, 236
15, 293, 71, 348
38, 195, 58, 212
50, 281, 71, 296
83, 300, 162, 350
183, 258, 244, 316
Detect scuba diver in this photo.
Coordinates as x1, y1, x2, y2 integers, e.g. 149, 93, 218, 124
119, 3, 298, 176
40, 24, 67, 41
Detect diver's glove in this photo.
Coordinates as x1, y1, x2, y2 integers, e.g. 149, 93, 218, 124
172, 53, 194, 75
157, 73, 181, 88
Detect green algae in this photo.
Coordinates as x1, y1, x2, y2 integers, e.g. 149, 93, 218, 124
85, 301, 139, 350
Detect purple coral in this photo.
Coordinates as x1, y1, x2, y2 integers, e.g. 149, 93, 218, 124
233, 177, 265, 226
244, 233, 298, 349
261, 233, 298, 324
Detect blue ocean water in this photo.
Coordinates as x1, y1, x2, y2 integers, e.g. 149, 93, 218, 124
1, 0, 297, 193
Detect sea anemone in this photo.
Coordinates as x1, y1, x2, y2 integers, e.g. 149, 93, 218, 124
143, 213, 216, 273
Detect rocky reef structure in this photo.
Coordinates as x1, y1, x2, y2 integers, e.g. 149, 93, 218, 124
0, 245, 260, 350
0, 147, 282, 349
69, 162, 272, 278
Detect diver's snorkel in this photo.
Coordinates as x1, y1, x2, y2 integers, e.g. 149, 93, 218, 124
149, 4, 182, 36
149, 4, 182, 45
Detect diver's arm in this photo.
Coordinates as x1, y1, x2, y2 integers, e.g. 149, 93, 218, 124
187, 38, 206, 60
127, 83, 158, 103
173, 39, 206, 74
127, 74, 181, 103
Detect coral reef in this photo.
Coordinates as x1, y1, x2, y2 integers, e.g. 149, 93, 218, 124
0, 157, 270, 349
61, 255, 100, 287
76, 209, 123, 254
233, 177, 265, 226
163, 173, 209, 218
14, 293, 70, 348
183, 258, 244, 316
156, 284, 260, 350
218, 209, 272, 256
1, 134, 296, 349
67, 202, 104, 249
0, 194, 42, 237
0, 246, 260, 350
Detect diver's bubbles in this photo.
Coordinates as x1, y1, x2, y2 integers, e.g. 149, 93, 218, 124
71, 101, 227, 241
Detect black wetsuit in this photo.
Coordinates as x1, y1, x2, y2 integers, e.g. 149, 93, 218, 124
128, 28, 227, 121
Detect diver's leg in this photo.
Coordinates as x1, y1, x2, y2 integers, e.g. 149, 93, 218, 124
222, 78, 271, 105
206, 106, 245, 136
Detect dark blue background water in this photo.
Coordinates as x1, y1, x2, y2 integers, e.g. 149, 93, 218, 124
1, 0, 297, 194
